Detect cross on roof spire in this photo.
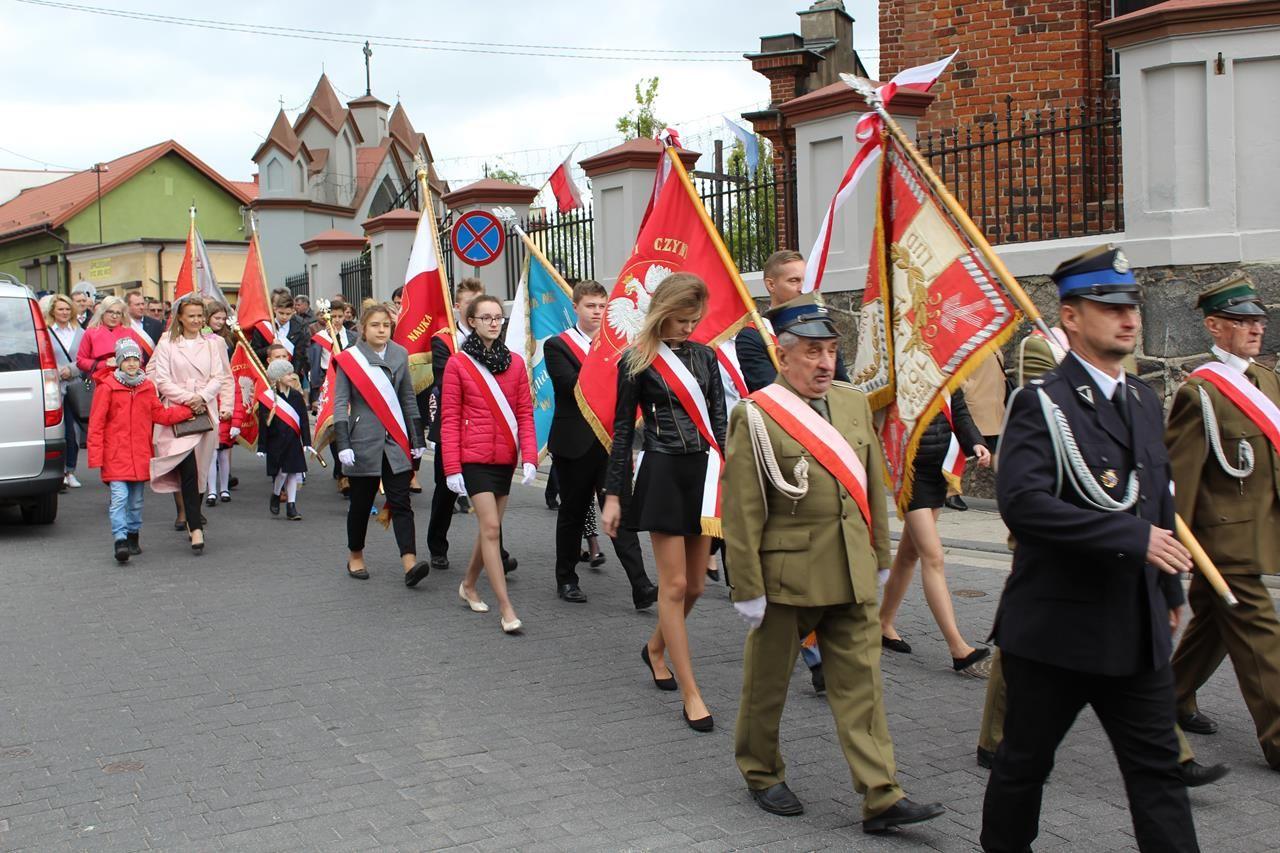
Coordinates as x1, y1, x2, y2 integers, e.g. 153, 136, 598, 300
363, 41, 373, 96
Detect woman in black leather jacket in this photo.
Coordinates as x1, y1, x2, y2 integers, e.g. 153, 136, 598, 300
879, 388, 994, 675
601, 273, 726, 733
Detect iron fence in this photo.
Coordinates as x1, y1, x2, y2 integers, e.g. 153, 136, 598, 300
284, 270, 308, 299
691, 153, 797, 275
339, 252, 371, 306
918, 97, 1123, 245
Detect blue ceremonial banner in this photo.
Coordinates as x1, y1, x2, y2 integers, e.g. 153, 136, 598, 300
722, 116, 760, 178
504, 253, 575, 460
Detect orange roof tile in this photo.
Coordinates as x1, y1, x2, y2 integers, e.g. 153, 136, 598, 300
0, 140, 254, 242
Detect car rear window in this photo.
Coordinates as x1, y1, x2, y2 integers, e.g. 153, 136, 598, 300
0, 296, 39, 373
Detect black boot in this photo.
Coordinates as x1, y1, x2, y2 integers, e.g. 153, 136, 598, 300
113, 539, 130, 563
286, 502, 302, 520
126, 532, 141, 555
269, 493, 281, 515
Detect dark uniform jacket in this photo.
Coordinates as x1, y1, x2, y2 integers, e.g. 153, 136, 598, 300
544, 333, 597, 459
994, 353, 1186, 677
257, 385, 311, 476
424, 332, 457, 444
251, 317, 309, 379
1165, 357, 1280, 575
605, 342, 727, 498
736, 324, 849, 393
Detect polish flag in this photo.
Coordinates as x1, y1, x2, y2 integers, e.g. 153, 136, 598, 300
392, 197, 453, 392
548, 151, 583, 213
802, 51, 957, 294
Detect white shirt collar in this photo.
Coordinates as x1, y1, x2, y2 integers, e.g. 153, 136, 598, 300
1070, 351, 1124, 400
1211, 345, 1252, 374
574, 323, 594, 340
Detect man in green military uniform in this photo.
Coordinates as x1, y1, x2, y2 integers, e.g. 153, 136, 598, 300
723, 294, 944, 833
1167, 272, 1280, 771
975, 247, 1226, 787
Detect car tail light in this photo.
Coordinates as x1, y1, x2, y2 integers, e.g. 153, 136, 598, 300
28, 299, 63, 428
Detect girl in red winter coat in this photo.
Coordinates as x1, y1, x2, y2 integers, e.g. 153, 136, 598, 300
441, 294, 537, 634
87, 337, 193, 563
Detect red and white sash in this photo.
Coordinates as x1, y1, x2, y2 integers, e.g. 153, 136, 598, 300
716, 339, 749, 401
333, 346, 412, 459
127, 324, 155, 358
274, 322, 295, 356
749, 383, 873, 534
939, 393, 966, 491
559, 326, 591, 364
456, 351, 519, 454
652, 343, 723, 537
312, 326, 348, 371
257, 385, 302, 436
1190, 361, 1280, 456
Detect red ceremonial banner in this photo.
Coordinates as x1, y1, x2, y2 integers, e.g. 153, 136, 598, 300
236, 233, 273, 341
860, 136, 1020, 513
575, 146, 754, 446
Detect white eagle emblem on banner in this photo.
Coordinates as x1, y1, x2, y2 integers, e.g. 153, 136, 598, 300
607, 263, 672, 343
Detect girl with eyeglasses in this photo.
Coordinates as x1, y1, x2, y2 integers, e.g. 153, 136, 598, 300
441, 295, 537, 634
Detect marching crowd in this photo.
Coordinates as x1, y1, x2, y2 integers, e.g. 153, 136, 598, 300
40, 242, 1280, 849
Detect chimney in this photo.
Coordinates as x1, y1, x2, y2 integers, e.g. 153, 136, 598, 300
798, 0, 856, 89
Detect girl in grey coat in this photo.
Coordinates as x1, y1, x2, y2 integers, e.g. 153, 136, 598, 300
333, 303, 430, 585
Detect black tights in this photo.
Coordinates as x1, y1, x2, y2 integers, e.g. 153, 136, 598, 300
347, 456, 416, 556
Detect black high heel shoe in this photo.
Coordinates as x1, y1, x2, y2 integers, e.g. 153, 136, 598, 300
682, 708, 714, 733
641, 646, 677, 691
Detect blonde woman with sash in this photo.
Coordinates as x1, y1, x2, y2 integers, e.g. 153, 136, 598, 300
601, 273, 728, 732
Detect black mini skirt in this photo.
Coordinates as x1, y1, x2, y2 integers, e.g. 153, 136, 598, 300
625, 450, 708, 536
462, 463, 514, 497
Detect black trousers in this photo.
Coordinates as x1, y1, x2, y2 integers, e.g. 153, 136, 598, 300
177, 451, 204, 532
426, 450, 455, 558
553, 445, 651, 593
981, 652, 1198, 853
347, 457, 415, 556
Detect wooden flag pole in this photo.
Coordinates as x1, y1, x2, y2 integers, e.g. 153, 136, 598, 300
414, 159, 455, 338
664, 146, 779, 370
493, 207, 574, 300
845, 75, 1235, 606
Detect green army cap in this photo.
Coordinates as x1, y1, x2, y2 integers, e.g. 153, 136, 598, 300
1196, 271, 1266, 318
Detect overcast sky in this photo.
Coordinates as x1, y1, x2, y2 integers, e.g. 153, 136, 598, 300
1, 0, 879, 189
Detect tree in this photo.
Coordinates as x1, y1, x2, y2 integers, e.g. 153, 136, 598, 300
615, 77, 663, 140
484, 164, 524, 184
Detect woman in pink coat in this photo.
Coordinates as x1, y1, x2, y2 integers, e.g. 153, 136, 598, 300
146, 295, 233, 553
441, 294, 537, 634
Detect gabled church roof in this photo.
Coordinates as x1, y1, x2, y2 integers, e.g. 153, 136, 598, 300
252, 109, 304, 163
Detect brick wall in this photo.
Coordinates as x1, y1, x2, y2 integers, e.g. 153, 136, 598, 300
879, 1, 1110, 135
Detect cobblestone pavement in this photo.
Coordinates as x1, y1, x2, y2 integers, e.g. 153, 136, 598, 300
0, 471, 1276, 852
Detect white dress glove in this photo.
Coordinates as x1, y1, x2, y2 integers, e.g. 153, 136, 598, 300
446, 473, 467, 495
229, 426, 240, 439
411, 447, 425, 460
521, 462, 537, 485
733, 595, 767, 630
256, 451, 265, 459
337, 448, 355, 467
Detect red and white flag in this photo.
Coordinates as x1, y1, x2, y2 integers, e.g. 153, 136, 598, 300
173, 212, 226, 305
393, 196, 453, 393
803, 52, 956, 294
548, 150, 583, 213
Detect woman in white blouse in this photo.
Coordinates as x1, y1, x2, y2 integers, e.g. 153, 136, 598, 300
45, 294, 85, 489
